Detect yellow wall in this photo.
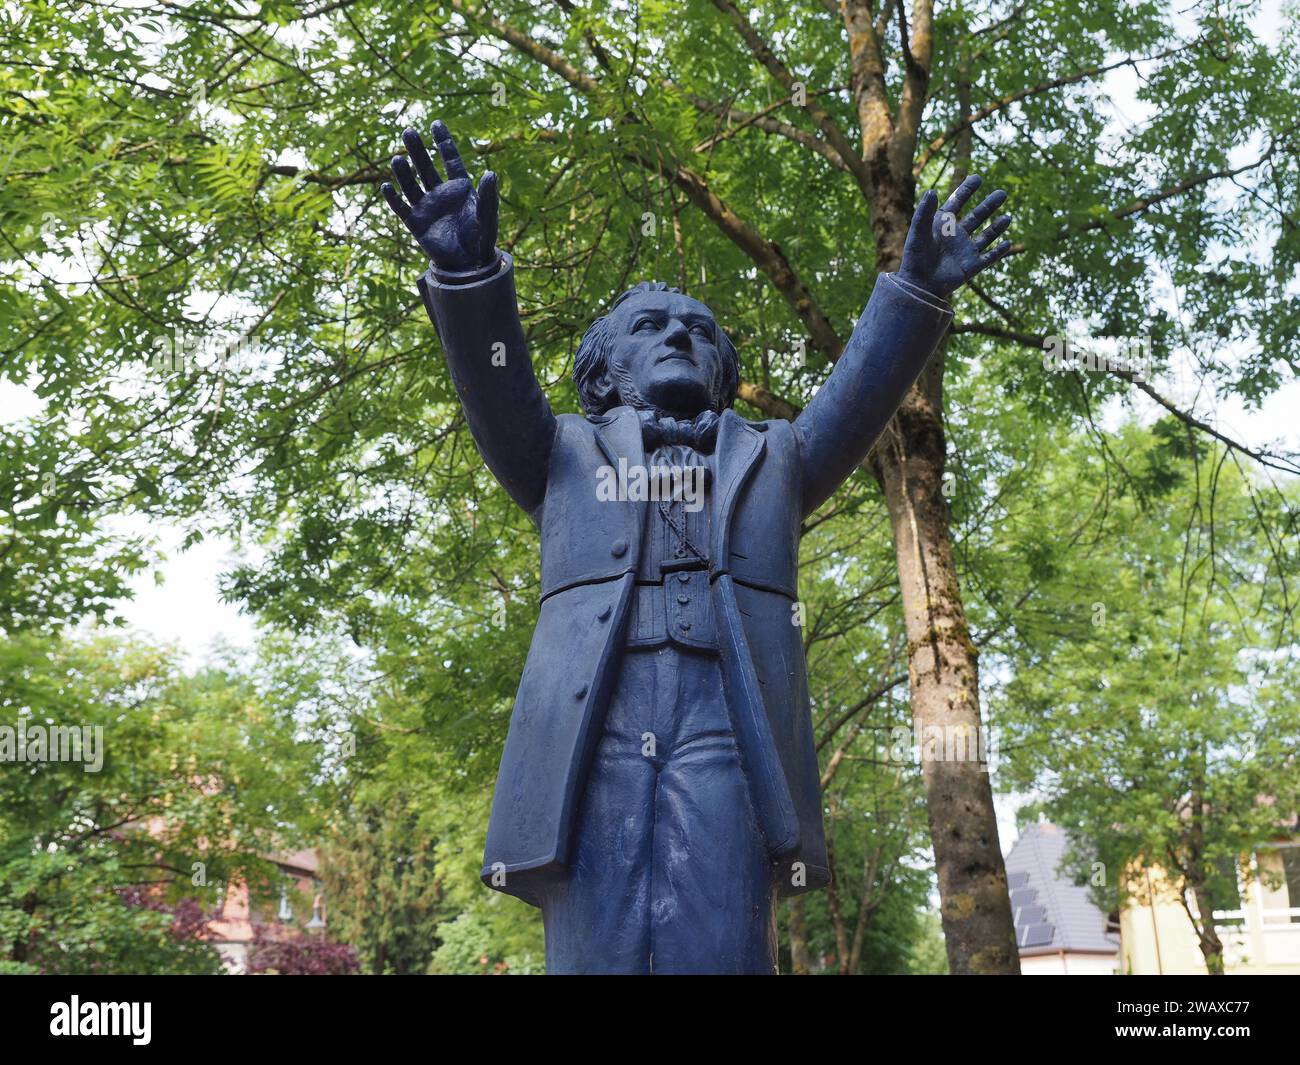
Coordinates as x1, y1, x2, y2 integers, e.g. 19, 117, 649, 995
1120, 848, 1300, 975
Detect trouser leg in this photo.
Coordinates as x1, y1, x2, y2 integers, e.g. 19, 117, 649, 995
541, 647, 776, 975
648, 652, 777, 974
540, 653, 658, 974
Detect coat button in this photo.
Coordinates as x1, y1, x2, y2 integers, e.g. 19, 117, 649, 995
575, 683, 588, 699
677, 593, 689, 604
611, 538, 628, 558
677, 572, 690, 583
677, 619, 691, 631
596, 605, 612, 622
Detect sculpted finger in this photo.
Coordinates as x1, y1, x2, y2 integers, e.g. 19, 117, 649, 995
402, 128, 441, 190
974, 214, 1011, 250
962, 189, 1007, 233
979, 240, 1013, 270
380, 181, 411, 222
907, 189, 939, 244
390, 156, 424, 208
431, 119, 470, 181
941, 174, 982, 217
476, 170, 499, 262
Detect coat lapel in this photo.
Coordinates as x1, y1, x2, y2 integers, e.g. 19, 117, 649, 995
592, 406, 646, 569
711, 409, 765, 568
591, 405, 645, 473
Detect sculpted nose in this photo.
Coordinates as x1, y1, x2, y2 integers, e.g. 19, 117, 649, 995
664, 319, 691, 350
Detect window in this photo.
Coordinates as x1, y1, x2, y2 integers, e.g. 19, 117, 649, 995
1204, 857, 1245, 926
1280, 849, 1300, 925
1256, 846, 1300, 927
1188, 858, 1245, 929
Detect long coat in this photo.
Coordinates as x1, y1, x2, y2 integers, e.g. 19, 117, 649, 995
419, 254, 953, 906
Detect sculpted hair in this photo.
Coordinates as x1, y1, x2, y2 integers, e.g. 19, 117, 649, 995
572, 281, 740, 415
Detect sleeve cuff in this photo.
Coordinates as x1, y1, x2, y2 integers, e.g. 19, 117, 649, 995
429, 250, 506, 286
884, 272, 953, 314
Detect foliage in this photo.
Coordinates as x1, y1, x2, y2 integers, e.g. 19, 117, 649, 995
0, 630, 323, 973
319, 797, 444, 975
990, 423, 1300, 972
247, 924, 359, 976
1, 0, 1298, 973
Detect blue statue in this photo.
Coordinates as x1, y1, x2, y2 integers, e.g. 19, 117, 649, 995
382, 121, 1011, 974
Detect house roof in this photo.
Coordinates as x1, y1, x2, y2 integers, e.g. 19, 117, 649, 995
1004, 822, 1119, 957
269, 848, 319, 876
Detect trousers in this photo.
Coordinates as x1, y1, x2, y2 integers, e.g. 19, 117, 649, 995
540, 645, 777, 974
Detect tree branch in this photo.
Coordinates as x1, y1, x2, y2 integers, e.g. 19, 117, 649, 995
686, 89, 851, 172
996, 131, 1297, 258
709, 0, 873, 199
952, 321, 1300, 477
914, 40, 1202, 176
449, 0, 601, 94
630, 151, 845, 358
737, 379, 802, 420
895, 1, 935, 146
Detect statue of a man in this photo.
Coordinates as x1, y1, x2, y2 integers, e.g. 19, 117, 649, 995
382, 120, 1011, 974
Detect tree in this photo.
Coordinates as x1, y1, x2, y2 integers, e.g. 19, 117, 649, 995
4, 0, 1297, 972
319, 798, 444, 975
0, 631, 323, 973
993, 422, 1300, 975
247, 924, 360, 976
783, 500, 937, 973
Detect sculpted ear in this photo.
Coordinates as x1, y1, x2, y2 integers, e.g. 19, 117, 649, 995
589, 368, 619, 412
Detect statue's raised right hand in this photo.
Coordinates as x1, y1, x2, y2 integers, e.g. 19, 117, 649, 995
381, 120, 499, 274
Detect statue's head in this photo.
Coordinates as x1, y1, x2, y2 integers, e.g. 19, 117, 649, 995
573, 282, 739, 418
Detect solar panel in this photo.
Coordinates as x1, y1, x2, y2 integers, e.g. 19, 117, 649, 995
1018, 922, 1055, 948
1015, 904, 1047, 925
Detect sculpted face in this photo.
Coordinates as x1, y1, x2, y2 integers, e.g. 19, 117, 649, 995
602, 290, 724, 417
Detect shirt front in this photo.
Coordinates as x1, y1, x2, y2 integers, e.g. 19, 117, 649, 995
626, 443, 719, 652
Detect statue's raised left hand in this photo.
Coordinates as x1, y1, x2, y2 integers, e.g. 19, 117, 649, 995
899, 175, 1011, 299
381, 120, 499, 275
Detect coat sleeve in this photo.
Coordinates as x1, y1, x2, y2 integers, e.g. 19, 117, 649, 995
795, 272, 953, 517
417, 252, 556, 519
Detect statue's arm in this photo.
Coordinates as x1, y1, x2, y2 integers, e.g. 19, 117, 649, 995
383, 120, 554, 517
418, 255, 555, 517
795, 176, 1013, 517
795, 274, 953, 516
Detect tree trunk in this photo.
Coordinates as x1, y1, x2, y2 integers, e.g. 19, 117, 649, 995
1190, 884, 1226, 975
871, 347, 1020, 974
823, 811, 851, 971
787, 895, 812, 974
851, 22, 1020, 965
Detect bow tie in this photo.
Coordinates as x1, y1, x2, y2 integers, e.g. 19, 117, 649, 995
638, 410, 721, 454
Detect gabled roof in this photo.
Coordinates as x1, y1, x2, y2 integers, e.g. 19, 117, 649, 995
1004, 822, 1119, 957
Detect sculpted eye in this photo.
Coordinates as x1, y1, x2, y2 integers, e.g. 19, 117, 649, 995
632, 317, 658, 333
689, 323, 712, 339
